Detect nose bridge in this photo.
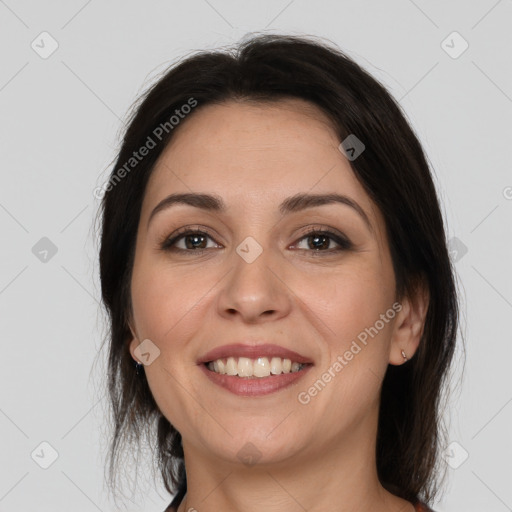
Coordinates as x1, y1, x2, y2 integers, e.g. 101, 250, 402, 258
217, 231, 291, 321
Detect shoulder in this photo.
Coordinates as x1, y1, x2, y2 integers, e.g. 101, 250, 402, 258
415, 501, 437, 512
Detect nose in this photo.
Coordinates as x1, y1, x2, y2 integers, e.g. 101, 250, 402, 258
216, 240, 293, 324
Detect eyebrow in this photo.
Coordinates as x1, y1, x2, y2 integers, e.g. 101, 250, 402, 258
147, 192, 373, 233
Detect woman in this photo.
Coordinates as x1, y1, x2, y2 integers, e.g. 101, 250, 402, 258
97, 34, 459, 512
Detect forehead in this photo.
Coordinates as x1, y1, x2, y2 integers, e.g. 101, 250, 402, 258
141, 99, 381, 232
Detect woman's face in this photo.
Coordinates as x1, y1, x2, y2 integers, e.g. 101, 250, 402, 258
129, 98, 406, 466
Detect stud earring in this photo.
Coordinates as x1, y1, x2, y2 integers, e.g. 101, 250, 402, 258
401, 349, 408, 362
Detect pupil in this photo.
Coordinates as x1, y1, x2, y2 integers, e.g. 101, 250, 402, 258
183, 234, 330, 250
186, 234, 206, 249
310, 235, 328, 250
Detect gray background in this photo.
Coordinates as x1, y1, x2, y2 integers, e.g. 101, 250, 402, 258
1, 1, 511, 511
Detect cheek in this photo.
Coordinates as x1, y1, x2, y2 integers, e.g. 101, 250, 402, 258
130, 262, 214, 425
299, 268, 396, 419
130, 257, 224, 363
295, 259, 396, 408
303, 261, 394, 339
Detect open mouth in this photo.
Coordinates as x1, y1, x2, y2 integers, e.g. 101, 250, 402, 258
204, 356, 313, 378
197, 343, 314, 396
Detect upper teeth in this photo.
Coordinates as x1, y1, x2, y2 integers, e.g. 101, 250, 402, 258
207, 356, 305, 377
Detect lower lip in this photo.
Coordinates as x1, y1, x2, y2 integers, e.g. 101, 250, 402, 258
199, 363, 313, 397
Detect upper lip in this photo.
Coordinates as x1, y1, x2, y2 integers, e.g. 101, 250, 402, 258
197, 343, 313, 365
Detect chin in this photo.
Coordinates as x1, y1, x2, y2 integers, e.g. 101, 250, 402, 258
203, 430, 304, 466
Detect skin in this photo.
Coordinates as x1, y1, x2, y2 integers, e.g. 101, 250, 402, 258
128, 99, 429, 512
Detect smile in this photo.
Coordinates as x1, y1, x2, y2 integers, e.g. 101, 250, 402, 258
200, 358, 313, 397
206, 356, 306, 378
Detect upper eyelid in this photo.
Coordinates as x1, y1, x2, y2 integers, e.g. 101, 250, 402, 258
164, 226, 351, 249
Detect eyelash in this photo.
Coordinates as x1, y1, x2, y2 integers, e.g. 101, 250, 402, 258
158, 225, 353, 256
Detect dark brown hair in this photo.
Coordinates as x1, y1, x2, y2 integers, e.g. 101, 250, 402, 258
96, 33, 460, 508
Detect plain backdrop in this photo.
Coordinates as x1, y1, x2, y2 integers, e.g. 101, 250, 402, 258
0, 1, 511, 511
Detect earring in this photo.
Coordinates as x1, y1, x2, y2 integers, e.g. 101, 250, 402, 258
134, 360, 144, 375
401, 349, 408, 362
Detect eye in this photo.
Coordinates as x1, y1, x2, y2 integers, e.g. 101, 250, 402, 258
159, 227, 221, 253
159, 225, 353, 255
292, 227, 353, 253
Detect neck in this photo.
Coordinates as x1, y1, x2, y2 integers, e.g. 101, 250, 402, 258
175, 414, 414, 512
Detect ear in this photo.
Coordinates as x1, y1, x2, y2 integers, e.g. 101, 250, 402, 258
389, 279, 429, 365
